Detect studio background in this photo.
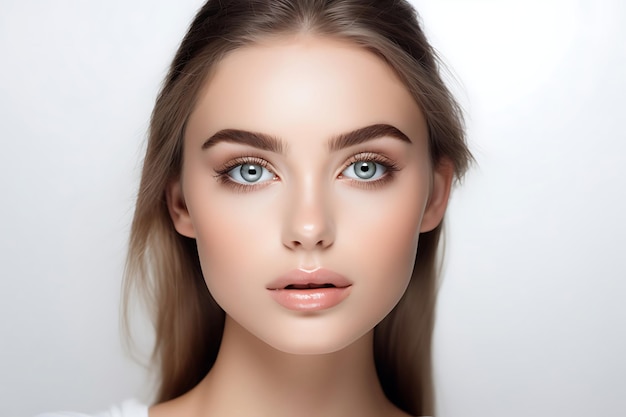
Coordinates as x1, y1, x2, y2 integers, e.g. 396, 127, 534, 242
1, 1, 624, 416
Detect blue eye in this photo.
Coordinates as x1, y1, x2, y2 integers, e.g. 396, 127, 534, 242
342, 161, 387, 181
227, 163, 275, 184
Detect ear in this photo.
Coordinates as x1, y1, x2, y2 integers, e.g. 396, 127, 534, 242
420, 158, 454, 233
166, 178, 196, 238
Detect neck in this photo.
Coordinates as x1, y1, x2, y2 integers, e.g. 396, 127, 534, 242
184, 315, 398, 417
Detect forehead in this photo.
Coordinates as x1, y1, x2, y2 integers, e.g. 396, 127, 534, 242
187, 35, 426, 145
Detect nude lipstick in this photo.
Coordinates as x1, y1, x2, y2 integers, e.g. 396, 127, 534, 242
266, 268, 352, 311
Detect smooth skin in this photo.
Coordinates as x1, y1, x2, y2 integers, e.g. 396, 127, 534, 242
158, 35, 453, 417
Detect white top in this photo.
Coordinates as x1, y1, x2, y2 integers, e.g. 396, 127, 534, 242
36, 400, 148, 417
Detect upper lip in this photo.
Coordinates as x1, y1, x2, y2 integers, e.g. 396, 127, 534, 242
266, 268, 352, 290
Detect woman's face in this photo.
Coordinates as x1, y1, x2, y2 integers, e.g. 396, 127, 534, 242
168, 36, 451, 354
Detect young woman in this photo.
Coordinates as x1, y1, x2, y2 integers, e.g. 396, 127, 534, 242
42, 1, 471, 416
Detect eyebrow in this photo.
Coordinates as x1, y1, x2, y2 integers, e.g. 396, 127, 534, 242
201, 123, 411, 153
327, 124, 412, 151
201, 129, 284, 153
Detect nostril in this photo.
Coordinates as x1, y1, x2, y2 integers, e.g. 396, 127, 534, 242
282, 213, 335, 250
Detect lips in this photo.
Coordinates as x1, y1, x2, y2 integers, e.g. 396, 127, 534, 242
267, 268, 352, 311
266, 268, 353, 290
285, 283, 336, 289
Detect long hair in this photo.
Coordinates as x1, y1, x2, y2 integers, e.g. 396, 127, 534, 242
123, 1, 472, 415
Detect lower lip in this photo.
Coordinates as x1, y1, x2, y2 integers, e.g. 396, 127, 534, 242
268, 287, 352, 311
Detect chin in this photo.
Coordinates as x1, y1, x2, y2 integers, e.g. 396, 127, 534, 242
266, 337, 355, 356
253, 319, 375, 356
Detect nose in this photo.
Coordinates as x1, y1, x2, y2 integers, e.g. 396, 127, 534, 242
281, 181, 335, 251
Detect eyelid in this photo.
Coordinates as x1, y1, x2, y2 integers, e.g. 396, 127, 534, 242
339, 152, 400, 188
214, 156, 272, 174
213, 156, 278, 192
342, 152, 398, 173
214, 152, 399, 192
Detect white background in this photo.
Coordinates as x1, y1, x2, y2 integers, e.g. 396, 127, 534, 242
1, 0, 624, 416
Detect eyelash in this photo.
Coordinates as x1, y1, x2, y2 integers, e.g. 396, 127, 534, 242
340, 152, 399, 190
213, 153, 399, 192
213, 156, 276, 193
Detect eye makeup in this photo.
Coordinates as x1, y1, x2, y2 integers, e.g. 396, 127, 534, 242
213, 150, 401, 193
338, 152, 400, 190
213, 156, 278, 193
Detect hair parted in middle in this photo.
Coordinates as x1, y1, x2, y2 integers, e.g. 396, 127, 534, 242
123, 1, 472, 416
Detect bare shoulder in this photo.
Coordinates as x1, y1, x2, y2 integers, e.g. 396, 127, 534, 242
147, 402, 171, 417
148, 396, 191, 417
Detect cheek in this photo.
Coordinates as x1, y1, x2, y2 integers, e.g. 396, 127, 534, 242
337, 181, 428, 312
185, 183, 279, 297
362, 206, 420, 278
342, 174, 427, 266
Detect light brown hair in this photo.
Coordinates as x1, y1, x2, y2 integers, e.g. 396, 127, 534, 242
123, 1, 472, 415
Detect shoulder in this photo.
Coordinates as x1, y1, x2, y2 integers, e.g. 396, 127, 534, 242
36, 399, 148, 417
